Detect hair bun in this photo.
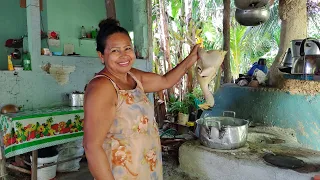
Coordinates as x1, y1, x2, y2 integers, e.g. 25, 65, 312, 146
98, 18, 120, 29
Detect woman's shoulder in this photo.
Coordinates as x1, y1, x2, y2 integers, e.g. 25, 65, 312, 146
86, 76, 117, 95
130, 68, 144, 81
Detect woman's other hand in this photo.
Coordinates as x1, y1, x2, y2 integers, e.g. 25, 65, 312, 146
185, 44, 201, 68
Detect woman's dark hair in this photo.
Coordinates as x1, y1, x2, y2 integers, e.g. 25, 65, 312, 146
96, 18, 130, 54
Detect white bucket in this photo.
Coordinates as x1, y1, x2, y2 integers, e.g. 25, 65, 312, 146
177, 113, 189, 125
30, 154, 59, 180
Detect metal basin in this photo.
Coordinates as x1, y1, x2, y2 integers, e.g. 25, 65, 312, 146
235, 0, 269, 10
196, 111, 249, 150
235, 7, 270, 26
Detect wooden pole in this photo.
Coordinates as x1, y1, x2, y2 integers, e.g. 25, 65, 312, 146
31, 150, 38, 180
105, 0, 116, 19
223, 0, 232, 83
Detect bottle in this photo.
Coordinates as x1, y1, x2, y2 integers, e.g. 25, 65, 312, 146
80, 26, 86, 38
22, 51, 32, 71
257, 58, 268, 74
91, 28, 97, 39
7, 55, 14, 71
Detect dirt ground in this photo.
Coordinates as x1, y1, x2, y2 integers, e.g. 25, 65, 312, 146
6, 155, 197, 180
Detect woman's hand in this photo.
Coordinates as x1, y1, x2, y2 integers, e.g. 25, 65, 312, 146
184, 44, 201, 69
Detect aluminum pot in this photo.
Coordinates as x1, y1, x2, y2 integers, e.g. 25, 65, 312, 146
280, 48, 293, 67
68, 92, 84, 107
234, 0, 269, 10
235, 7, 270, 26
291, 39, 320, 58
292, 38, 320, 75
196, 111, 249, 150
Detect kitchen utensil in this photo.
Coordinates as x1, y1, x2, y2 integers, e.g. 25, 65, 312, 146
196, 111, 249, 150
52, 52, 63, 56
291, 55, 320, 75
235, 7, 270, 26
11, 49, 21, 59
280, 48, 293, 67
291, 38, 320, 75
291, 39, 320, 58
1, 104, 19, 114
235, 0, 269, 10
68, 92, 84, 107
278, 66, 292, 74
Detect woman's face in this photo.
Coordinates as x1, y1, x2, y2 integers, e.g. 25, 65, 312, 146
99, 32, 135, 74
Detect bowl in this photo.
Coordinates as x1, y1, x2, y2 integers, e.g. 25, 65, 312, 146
235, 0, 269, 10
52, 52, 63, 56
235, 7, 270, 26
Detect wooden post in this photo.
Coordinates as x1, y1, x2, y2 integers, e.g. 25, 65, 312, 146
31, 150, 38, 180
223, 0, 232, 83
105, 0, 116, 19
0, 130, 7, 180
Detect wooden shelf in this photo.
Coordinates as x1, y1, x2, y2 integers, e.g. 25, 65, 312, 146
79, 38, 95, 41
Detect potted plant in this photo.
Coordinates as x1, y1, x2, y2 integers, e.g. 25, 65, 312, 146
167, 93, 197, 125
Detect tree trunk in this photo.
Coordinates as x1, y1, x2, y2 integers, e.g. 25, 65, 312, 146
159, 0, 174, 96
268, 0, 307, 86
223, 0, 232, 83
105, 0, 116, 19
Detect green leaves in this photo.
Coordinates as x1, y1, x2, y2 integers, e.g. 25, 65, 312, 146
170, 0, 182, 19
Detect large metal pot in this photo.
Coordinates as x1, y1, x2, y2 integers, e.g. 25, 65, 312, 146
68, 92, 84, 107
234, 0, 269, 10
235, 7, 270, 26
196, 111, 249, 150
280, 48, 293, 67
292, 38, 320, 75
291, 39, 320, 58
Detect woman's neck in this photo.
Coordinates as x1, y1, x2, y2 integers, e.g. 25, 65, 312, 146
103, 67, 128, 81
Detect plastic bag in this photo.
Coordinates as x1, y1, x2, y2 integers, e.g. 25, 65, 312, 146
56, 140, 84, 172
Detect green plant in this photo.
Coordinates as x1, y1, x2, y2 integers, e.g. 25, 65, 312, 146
167, 93, 196, 115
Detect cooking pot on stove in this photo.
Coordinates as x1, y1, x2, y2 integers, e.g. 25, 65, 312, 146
196, 111, 249, 150
291, 38, 320, 75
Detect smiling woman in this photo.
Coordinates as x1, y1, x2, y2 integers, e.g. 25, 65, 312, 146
83, 18, 200, 180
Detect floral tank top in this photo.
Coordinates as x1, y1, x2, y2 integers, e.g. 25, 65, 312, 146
93, 72, 163, 180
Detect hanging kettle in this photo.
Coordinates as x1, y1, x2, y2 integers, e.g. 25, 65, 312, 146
291, 38, 320, 75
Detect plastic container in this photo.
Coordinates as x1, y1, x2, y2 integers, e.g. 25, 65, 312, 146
30, 154, 59, 180
91, 28, 97, 39
80, 26, 86, 38
22, 52, 32, 71
247, 58, 268, 76
7, 55, 14, 71
52, 52, 63, 56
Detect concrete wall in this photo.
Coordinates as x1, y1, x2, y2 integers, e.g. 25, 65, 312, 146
116, 0, 133, 31
204, 84, 320, 151
42, 0, 134, 57
0, 1, 27, 70
44, 0, 106, 57
0, 0, 151, 111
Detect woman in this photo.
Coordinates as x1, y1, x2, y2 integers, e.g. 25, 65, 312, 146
83, 18, 200, 180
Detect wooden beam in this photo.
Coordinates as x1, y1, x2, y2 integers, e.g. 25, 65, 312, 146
105, 0, 116, 19
20, 0, 43, 11
31, 150, 38, 180
223, 0, 232, 83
